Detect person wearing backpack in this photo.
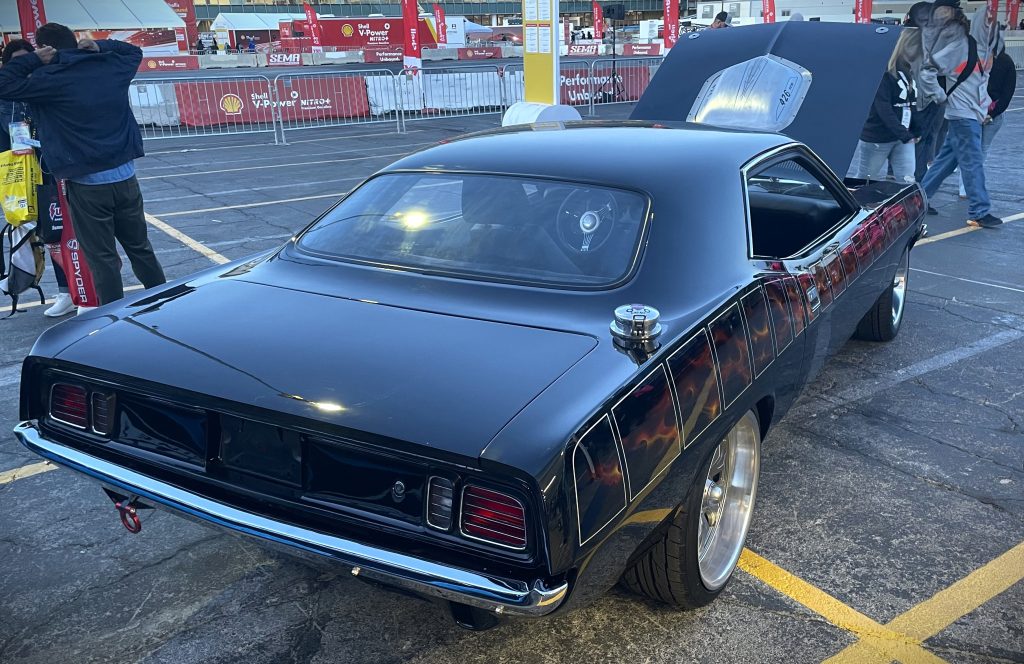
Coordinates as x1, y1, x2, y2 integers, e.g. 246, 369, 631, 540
959, 37, 1015, 197
919, 4, 1003, 228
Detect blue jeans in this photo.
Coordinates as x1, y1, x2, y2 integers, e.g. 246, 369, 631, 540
959, 114, 1003, 196
921, 118, 990, 219
856, 139, 916, 182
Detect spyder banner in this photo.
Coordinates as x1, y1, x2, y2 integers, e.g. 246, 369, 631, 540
1008, 0, 1021, 33
55, 182, 99, 308
762, 0, 776, 23
403, 0, 423, 72
593, 2, 604, 39
855, 0, 873, 23
303, 2, 324, 53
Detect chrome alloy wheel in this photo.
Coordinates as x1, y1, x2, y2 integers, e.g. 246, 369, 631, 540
697, 411, 760, 591
891, 250, 909, 328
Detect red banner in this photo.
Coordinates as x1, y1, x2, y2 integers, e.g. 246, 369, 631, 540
854, 0, 872, 23
175, 78, 370, 126
267, 52, 303, 66
164, 0, 198, 50
567, 43, 600, 56
593, 2, 605, 39
433, 4, 447, 44
303, 2, 324, 53
458, 47, 502, 59
16, 0, 47, 46
560, 67, 651, 105
402, 0, 422, 71
663, 0, 678, 48
138, 55, 199, 72
364, 46, 404, 63
762, 0, 776, 23
623, 43, 661, 56
1009, 0, 1021, 29
55, 183, 99, 309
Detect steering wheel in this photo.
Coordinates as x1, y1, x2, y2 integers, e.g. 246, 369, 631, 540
556, 189, 619, 254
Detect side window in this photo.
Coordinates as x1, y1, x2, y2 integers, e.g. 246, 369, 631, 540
746, 156, 854, 259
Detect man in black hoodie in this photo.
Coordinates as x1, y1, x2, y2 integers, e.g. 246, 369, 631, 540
0, 23, 165, 307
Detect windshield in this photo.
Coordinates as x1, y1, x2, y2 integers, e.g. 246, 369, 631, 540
296, 173, 649, 288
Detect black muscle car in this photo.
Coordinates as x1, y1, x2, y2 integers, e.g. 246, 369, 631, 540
16, 23, 926, 628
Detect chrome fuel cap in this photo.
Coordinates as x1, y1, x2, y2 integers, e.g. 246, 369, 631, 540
610, 304, 662, 345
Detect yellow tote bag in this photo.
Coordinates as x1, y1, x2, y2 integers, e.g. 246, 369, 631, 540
0, 150, 43, 226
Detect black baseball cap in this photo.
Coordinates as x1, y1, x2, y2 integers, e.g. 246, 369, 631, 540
933, 0, 961, 8
715, 11, 729, 21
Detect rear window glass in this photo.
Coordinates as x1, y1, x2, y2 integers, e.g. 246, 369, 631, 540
296, 173, 649, 288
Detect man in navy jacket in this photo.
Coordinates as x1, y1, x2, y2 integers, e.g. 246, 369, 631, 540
0, 23, 165, 306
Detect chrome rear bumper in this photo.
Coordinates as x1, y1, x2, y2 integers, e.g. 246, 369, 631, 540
15, 421, 567, 617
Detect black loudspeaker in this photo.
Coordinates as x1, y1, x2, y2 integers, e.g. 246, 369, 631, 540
603, 3, 626, 20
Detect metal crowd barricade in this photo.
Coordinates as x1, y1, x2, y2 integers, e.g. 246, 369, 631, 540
130, 74, 279, 143
558, 59, 596, 116
589, 57, 662, 111
271, 69, 403, 143
1004, 38, 1024, 70
397, 65, 507, 124
501, 63, 525, 108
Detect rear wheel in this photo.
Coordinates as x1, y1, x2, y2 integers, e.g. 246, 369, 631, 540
855, 248, 909, 342
622, 410, 760, 608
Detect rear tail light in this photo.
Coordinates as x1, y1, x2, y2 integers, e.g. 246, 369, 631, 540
50, 383, 88, 429
460, 485, 527, 550
426, 476, 454, 530
91, 392, 116, 435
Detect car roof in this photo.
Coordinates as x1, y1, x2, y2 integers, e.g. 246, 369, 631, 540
381, 121, 791, 194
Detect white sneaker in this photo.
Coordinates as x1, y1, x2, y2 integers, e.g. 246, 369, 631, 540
44, 293, 76, 317
76, 306, 96, 316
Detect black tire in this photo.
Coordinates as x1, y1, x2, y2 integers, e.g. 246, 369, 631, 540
622, 411, 760, 609
855, 248, 909, 342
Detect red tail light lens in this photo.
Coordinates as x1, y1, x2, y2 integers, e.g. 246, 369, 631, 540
50, 383, 88, 429
460, 485, 527, 550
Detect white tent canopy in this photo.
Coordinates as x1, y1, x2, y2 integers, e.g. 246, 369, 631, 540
211, 13, 320, 32
0, 0, 184, 33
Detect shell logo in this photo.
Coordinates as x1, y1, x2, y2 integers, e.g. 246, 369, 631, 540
342, 24, 354, 37
466, 49, 474, 56
147, 60, 157, 69
219, 94, 244, 115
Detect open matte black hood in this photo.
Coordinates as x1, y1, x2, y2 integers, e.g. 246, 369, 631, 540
631, 22, 903, 176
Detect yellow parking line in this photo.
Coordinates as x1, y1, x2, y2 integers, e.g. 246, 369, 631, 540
145, 213, 230, 265
739, 550, 948, 664
917, 211, 1024, 246
0, 461, 55, 485
826, 541, 1024, 663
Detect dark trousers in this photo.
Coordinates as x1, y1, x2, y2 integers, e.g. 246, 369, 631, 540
914, 102, 945, 182
66, 176, 166, 306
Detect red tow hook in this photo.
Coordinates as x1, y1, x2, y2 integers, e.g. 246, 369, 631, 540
114, 500, 142, 534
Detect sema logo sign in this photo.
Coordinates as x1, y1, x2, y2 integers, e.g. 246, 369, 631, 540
268, 53, 302, 66
219, 94, 244, 115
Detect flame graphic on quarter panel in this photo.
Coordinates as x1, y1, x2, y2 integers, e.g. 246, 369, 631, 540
824, 250, 846, 297
811, 261, 833, 309
784, 276, 807, 335
866, 217, 887, 260
614, 366, 680, 499
710, 304, 752, 406
572, 416, 627, 544
797, 273, 819, 322
741, 288, 775, 375
764, 279, 794, 350
852, 228, 873, 267
840, 241, 859, 282
668, 330, 721, 446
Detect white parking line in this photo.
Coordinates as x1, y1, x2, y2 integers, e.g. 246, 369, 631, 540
143, 176, 363, 204
140, 140, 434, 171
156, 191, 347, 218
145, 213, 231, 264
916, 211, 1024, 245
911, 268, 1024, 294
828, 328, 1024, 405
137, 152, 411, 181
143, 128, 425, 155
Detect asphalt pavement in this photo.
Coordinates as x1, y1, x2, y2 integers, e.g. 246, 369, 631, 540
0, 84, 1022, 663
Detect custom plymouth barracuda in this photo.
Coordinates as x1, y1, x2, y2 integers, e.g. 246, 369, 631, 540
15, 23, 925, 628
